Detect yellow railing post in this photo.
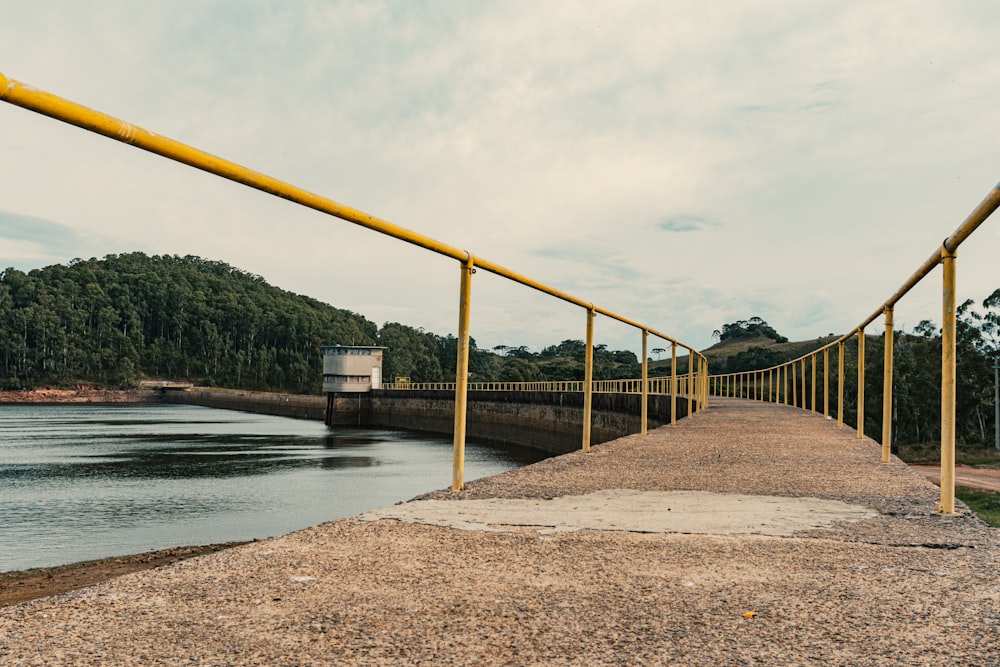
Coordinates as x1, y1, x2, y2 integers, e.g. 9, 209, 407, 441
857, 328, 865, 439
940, 247, 957, 513
823, 347, 830, 418
838, 341, 845, 427
687, 351, 695, 416
703, 361, 709, 408
670, 343, 678, 425
583, 307, 595, 452
811, 354, 817, 413
641, 330, 648, 435
701, 358, 707, 410
695, 356, 705, 412
791, 362, 798, 408
881, 306, 894, 463
783, 364, 789, 405
451, 257, 474, 491
800, 358, 807, 411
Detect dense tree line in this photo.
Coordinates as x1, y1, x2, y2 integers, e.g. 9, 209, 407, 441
0, 254, 643, 393
710, 307, 1000, 448
11, 254, 991, 448
0, 253, 377, 392
378, 328, 640, 384
712, 316, 788, 343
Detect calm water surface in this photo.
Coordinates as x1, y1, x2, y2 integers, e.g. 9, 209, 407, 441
0, 404, 548, 572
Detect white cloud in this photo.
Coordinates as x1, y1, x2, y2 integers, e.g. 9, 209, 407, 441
2, 1, 999, 357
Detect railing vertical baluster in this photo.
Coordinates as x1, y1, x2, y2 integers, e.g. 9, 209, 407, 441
703, 361, 709, 408
792, 363, 798, 408
783, 364, 789, 405
671, 343, 678, 425
801, 358, 807, 411
811, 354, 817, 413
940, 247, 957, 513
838, 342, 845, 427
823, 348, 830, 418
641, 330, 648, 434
857, 328, 865, 440
882, 306, 894, 463
583, 307, 595, 452
687, 352, 694, 416
451, 257, 474, 492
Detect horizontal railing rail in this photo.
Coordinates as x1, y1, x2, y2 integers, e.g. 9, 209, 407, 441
708, 182, 1000, 513
380, 376, 695, 395
0, 71, 708, 491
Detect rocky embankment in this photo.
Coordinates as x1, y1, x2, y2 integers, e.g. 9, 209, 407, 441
0, 388, 160, 403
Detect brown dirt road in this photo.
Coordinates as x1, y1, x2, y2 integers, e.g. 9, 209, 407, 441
910, 463, 1000, 492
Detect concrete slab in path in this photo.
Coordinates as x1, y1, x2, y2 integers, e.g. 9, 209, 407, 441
361, 489, 878, 537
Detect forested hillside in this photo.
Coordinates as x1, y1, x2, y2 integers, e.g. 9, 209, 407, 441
5, 255, 996, 449
0, 254, 641, 393
701, 313, 1000, 449
0, 253, 378, 392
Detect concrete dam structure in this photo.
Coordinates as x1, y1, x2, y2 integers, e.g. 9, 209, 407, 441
326, 389, 689, 454
164, 388, 687, 455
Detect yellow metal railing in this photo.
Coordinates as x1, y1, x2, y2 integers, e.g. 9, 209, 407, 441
379, 376, 694, 395
0, 71, 708, 492
708, 182, 1000, 514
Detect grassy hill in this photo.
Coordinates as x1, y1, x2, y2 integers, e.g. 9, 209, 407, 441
650, 334, 843, 375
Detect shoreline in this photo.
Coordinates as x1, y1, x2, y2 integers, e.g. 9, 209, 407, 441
0, 542, 249, 608
0, 391, 261, 606
0, 388, 161, 404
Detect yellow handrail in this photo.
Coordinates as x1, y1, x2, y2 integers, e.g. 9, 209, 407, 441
707, 181, 1000, 513
0, 71, 708, 491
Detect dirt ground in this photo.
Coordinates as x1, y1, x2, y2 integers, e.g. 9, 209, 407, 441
0, 388, 159, 403
910, 463, 1000, 492
0, 543, 247, 608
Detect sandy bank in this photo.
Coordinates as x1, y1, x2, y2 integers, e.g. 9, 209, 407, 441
0, 388, 161, 404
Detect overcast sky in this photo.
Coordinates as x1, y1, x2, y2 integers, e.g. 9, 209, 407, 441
2, 1, 999, 357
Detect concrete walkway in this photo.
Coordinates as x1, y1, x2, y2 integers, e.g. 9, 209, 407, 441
1, 398, 997, 665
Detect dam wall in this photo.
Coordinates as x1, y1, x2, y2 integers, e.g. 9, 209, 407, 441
165, 389, 327, 421
168, 388, 688, 455
328, 390, 688, 455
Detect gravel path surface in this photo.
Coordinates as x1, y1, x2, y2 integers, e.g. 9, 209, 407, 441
1, 398, 997, 665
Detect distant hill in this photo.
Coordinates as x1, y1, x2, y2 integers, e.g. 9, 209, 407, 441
0, 253, 647, 393
649, 334, 842, 375
0, 253, 378, 392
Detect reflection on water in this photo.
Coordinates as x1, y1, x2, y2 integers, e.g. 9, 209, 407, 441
0, 404, 548, 572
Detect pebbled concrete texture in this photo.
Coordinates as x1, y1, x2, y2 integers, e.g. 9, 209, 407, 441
1, 398, 997, 666
362, 488, 879, 536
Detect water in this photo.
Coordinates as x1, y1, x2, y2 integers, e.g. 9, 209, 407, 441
0, 403, 548, 573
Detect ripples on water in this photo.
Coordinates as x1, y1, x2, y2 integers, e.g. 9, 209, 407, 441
0, 404, 548, 572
